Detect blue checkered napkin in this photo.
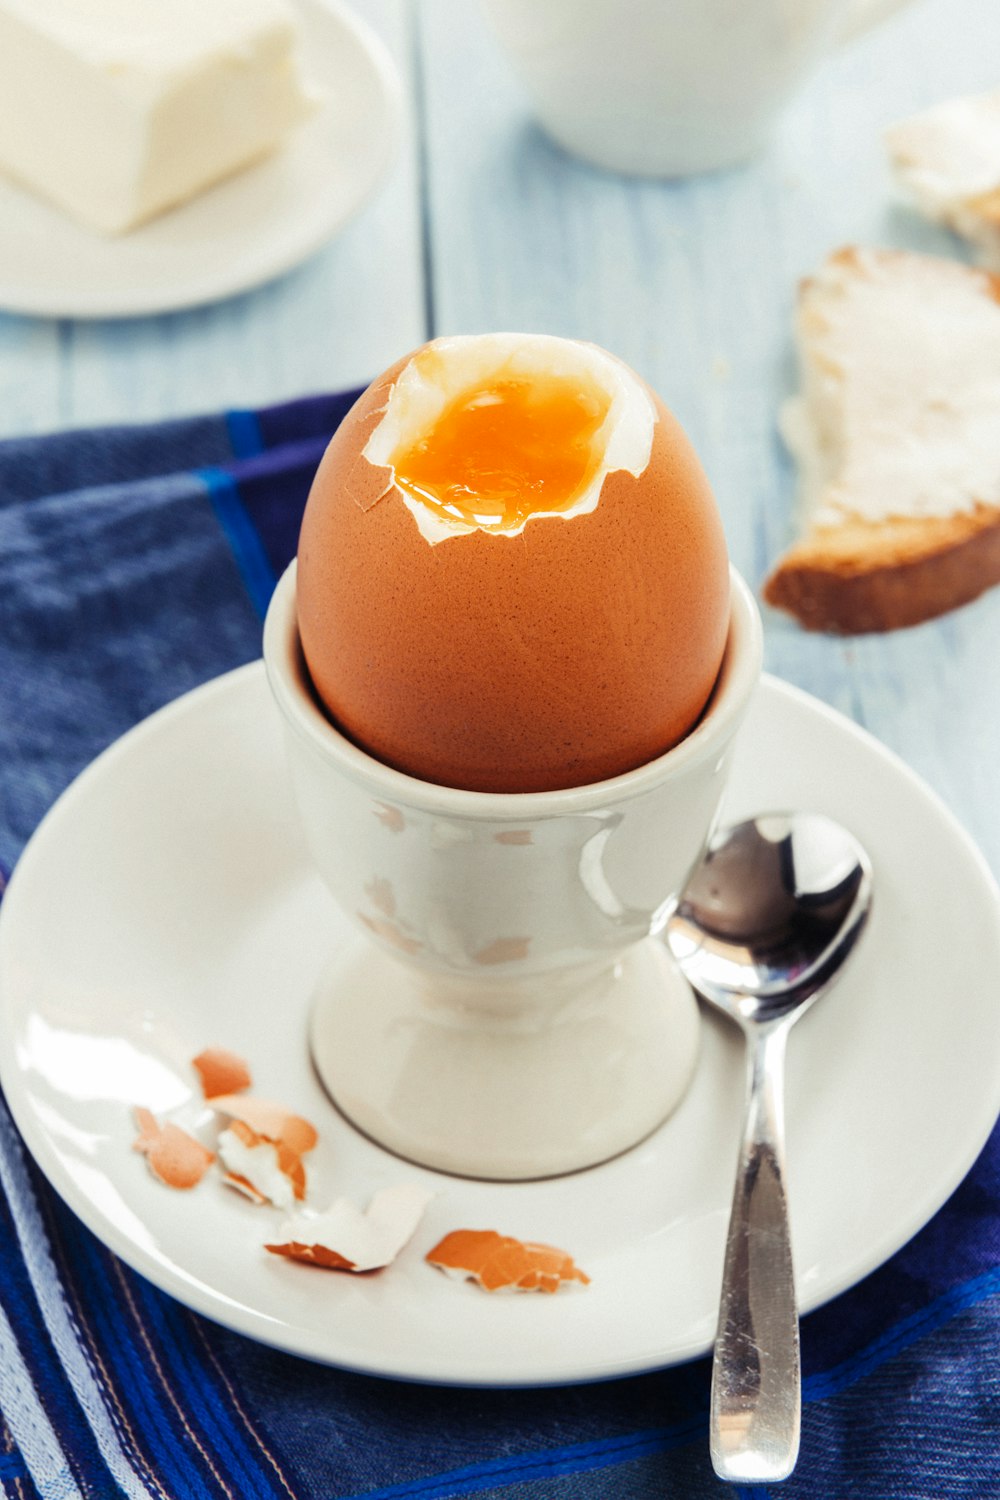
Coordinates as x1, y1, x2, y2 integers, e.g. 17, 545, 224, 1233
0, 395, 998, 1499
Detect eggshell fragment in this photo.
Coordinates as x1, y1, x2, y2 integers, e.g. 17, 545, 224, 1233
220, 1171, 269, 1206
192, 1048, 252, 1099
217, 1120, 307, 1210
425, 1229, 590, 1293
132, 1107, 215, 1190
209, 1095, 318, 1157
265, 1182, 433, 1272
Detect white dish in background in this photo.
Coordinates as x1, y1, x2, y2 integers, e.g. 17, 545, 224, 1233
1, 664, 999, 1386
0, 0, 402, 320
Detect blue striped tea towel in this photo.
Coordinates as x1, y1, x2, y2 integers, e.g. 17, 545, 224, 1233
0, 393, 998, 1500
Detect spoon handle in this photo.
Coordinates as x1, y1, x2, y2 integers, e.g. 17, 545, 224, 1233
710, 1020, 800, 1484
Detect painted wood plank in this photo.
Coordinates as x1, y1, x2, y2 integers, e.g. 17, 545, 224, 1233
0, 0, 424, 438
418, 0, 1000, 870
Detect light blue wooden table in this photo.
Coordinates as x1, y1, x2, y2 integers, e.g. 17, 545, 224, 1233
1, 0, 998, 871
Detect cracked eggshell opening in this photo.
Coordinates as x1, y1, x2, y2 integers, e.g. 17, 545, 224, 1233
361, 333, 656, 543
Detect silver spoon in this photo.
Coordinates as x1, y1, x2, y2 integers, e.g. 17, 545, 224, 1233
666, 812, 872, 1485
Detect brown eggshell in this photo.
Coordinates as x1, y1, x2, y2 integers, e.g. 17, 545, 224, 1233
191, 1047, 252, 1099
296, 344, 730, 793
425, 1228, 590, 1293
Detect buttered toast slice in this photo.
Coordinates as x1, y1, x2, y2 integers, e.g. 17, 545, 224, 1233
764, 247, 1000, 634
886, 91, 1000, 270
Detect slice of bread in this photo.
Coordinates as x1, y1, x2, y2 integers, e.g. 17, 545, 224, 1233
764, 247, 1000, 634
886, 91, 1000, 270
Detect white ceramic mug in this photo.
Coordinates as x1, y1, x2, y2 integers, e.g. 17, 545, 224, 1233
264, 563, 762, 1179
482, 0, 918, 176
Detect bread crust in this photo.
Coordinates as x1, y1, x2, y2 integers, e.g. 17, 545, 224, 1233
764, 503, 1000, 633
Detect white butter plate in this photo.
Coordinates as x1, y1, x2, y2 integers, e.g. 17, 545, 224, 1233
0, 0, 402, 319
1, 663, 999, 1386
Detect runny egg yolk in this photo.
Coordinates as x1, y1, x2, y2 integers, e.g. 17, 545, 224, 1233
390, 373, 612, 532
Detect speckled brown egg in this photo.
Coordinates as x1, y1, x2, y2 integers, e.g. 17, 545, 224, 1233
296, 333, 730, 793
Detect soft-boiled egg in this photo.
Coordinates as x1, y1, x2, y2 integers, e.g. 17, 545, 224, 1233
296, 333, 730, 793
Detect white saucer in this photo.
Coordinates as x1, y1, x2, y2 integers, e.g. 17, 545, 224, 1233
2, 664, 999, 1386
0, 0, 401, 320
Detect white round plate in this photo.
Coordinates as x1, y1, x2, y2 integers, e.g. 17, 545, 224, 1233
0, 0, 401, 319
2, 665, 999, 1386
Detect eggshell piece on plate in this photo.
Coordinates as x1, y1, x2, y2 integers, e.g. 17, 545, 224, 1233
132, 1107, 215, 1190
297, 333, 730, 793
265, 1182, 433, 1272
425, 1229, 590, 1293
217, 1120, 306, 1209
192, 1048, 252, 1099
221, 1171, 269, 1206
209, 1095, 318, 1157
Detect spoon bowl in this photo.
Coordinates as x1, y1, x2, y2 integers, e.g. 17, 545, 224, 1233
666, 811, 873, 1483
669, 810, 872, 1018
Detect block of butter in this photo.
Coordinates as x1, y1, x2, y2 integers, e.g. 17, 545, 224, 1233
0, 0, 316, 234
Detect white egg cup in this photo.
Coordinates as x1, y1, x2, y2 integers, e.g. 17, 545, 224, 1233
264, 562, 762, 1179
